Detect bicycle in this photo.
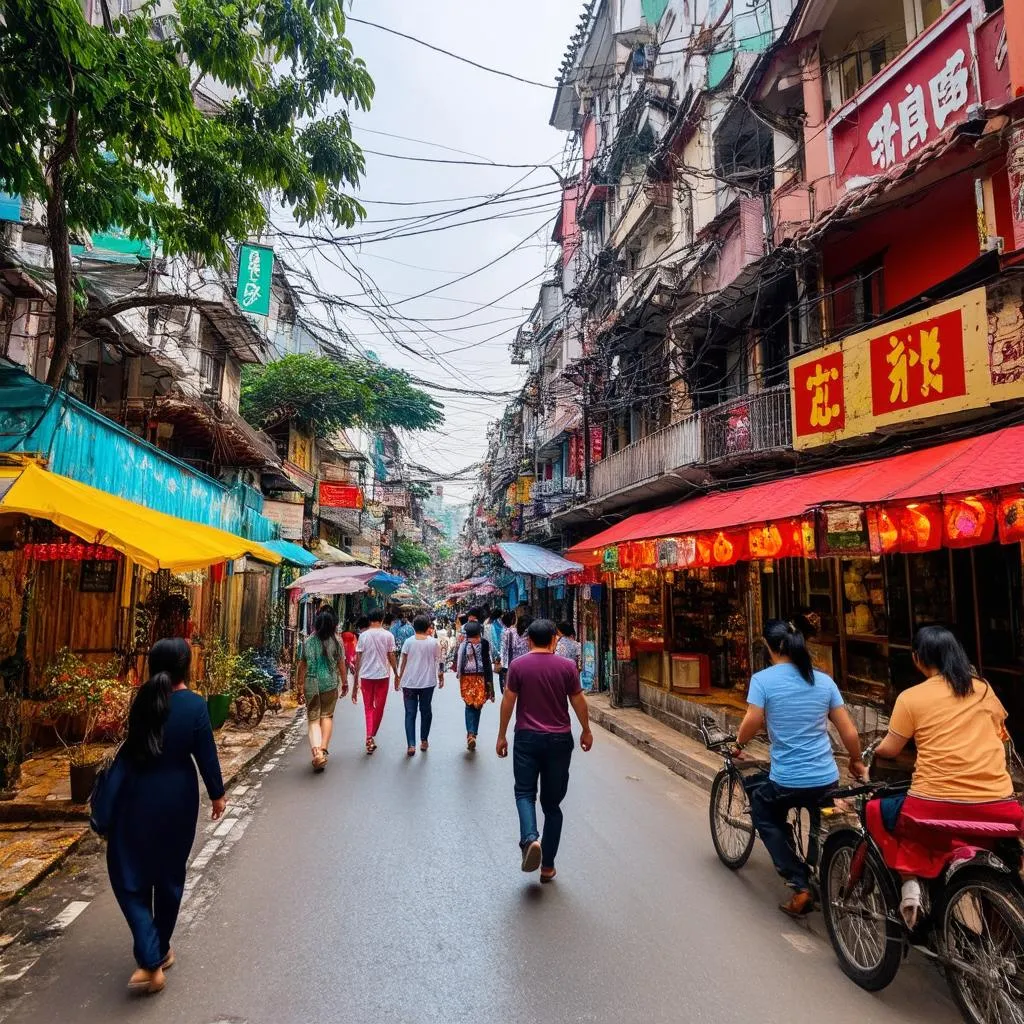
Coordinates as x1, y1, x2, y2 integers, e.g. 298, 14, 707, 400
819, 776, 1024, 1024
700, 715, 876, 900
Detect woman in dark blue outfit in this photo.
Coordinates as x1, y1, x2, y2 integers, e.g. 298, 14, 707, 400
108, 638, 226, 994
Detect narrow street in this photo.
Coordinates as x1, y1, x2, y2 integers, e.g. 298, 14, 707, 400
0, 684, 958, 1024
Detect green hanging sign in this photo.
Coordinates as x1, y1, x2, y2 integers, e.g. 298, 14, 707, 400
236, 243, 274, 316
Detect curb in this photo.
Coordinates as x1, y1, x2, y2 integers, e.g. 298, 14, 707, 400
0, 708, 302, 913
588, 703, 718, 792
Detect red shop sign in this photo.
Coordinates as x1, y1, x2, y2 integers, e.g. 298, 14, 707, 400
827, 2, 996, 184
318, 482, 363, 509
868, 307, 967, 416
792, 350, 846, 439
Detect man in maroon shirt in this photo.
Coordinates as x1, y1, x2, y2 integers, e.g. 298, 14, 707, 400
496, 619, 593, 881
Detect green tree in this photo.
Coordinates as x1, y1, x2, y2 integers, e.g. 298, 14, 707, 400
240, 353, 443, 433
390, 536, 431, 576
0, 0, 374, 386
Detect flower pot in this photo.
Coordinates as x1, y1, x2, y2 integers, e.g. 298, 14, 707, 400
69, 760, 101, 804
206, 694, 232, 730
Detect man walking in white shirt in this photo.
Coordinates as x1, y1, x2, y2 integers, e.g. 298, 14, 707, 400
352, 608, 397, 755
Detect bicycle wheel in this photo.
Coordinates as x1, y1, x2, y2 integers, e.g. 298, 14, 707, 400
709, 769, 756, 869
820, 830, 903, 992
939, 869, 1024, 1024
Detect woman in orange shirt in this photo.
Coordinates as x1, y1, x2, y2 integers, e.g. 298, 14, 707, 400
869, 626, 1021, 925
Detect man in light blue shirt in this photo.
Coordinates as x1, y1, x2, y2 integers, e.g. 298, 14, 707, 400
736, 620, 867, 918
390, 613, 414, 650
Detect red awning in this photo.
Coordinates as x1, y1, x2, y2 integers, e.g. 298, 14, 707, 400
566, 425, 1024, 557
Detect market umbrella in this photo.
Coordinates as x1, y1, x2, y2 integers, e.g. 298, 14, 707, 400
287, 565, 378, 592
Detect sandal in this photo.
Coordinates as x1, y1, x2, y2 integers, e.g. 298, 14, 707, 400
420, 740, 429, 752
540, 868, 557, 884
365, 738, 375, 755
407, 747, 416, 757
467, 735, 477, 752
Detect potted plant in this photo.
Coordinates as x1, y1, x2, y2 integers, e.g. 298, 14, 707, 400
201, 637, 239, 729
39, 649, 128, 803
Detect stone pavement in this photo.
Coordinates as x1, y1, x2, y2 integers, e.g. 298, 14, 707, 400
586, 691, 768, 791
0, 697, 303, 909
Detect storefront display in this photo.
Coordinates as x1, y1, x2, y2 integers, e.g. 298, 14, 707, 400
669, 568, 748, 690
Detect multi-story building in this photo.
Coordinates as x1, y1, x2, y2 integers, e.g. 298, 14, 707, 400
477, 0, 1024, 744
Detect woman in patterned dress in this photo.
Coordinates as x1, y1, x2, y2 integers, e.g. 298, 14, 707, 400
455, 621, 494, 752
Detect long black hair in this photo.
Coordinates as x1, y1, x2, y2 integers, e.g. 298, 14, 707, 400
913, 625, 975, 698
314, 607, 337, 642
125, 637, 190, 763
763, 619, 815, 685
516, 613, 533, 637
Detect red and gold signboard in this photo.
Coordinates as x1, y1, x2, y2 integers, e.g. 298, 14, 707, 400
826, 2, 1007, 186
788, 288, 1017, 450
318, 482, 363, 510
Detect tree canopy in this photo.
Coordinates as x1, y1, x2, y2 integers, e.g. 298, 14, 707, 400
390, 537, 431, 577
240, 354, 444, 434
0, 0, 374, 384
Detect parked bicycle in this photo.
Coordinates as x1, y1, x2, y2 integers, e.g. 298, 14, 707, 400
819, 766, 1024, 1024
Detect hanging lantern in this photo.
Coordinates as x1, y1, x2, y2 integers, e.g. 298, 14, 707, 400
944, 495, 995, 548
799, 519, 817, 557
998, 492, 1024, 543
710, 531, 746, 566
899, 502, 941, 552
694, 534, 713, 567
748, 524, 784, 559
867, 507, 900, 555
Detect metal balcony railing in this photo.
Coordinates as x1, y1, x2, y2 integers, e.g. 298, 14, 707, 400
590, 413, 702, 500
702, 384, 791, 463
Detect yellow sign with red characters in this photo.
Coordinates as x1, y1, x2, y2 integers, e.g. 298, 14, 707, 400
788, 288, 1020, 450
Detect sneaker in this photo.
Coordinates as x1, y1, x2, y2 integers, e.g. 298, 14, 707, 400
467, 735, 477, 752
779, 889, 814, 918
520, 840, 542, 873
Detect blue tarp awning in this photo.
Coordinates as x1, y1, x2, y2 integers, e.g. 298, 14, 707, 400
263, 539, 318, 567
496, 542, 582, 579
370, 571, 405, 595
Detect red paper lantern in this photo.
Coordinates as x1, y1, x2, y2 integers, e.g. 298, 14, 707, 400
748, 524, 784, 560
943, 495, 995, 548
868, 507, 900, 554
998, 493, 1024, 543
899, 502, 941, 552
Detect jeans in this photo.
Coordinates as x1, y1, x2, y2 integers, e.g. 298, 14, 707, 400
749, 775, 836, 890
465, 703, 482, 736
403, 687, 435, 747
513, 730, 574, 868
111, 877, 184, 970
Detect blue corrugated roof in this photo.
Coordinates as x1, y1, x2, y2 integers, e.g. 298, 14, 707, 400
262, 539, 318, 567
497, 542, 582, 578
0, 364, 279, 541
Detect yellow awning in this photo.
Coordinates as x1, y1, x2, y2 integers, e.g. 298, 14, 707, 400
0, 462, 282, 572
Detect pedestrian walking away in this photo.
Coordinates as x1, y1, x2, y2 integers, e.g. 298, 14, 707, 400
295, 607, 347, 771
106, 638, 226, 995
353, 607, 398, 754
493, 610, 513, 693
555, 621, 582, 671
499, 611, 531, 675
390, 611, 415, 650
396, 614, 445, 755
496, 619, 593, 882
455, 621, 494, 751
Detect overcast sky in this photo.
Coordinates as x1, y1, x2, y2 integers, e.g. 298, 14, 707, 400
284, 1, 582, 504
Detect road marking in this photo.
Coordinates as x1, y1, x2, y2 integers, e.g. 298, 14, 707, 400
232, 785, 250, 796
780, 931, 817, 955
191, 839, 221, 869
214, 818, 238, 837
51, 901, 89, 931
0, 958, 38, 983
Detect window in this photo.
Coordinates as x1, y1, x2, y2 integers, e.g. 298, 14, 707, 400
199, 349, 224, 395
829, 257, 885, 337
838, 40, 889, 103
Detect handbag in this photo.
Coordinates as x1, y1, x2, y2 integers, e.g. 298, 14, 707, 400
89, 746, 128, 838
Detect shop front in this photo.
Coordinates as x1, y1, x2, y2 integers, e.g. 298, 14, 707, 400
567, 424, 1024, 743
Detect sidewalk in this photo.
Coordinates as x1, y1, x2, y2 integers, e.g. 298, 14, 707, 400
0, 698, 302, 909
587, 692, 769, 791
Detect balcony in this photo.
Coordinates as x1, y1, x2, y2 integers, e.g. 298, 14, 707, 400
590, 413, 702, 501
702, 385, 791, 464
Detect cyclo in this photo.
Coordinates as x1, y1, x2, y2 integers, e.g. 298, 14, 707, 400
700, 716, 1024, 1024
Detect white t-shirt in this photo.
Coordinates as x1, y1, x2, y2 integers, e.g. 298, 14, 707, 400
400, 635, 442, 689
356, 627, 396, 679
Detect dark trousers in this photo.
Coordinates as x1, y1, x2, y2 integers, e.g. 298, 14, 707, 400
513, 730, 574, 868
498, 668, 507, 694
403, 687, 435, 747
111, 877, 184, 969
749, 776, 835, 890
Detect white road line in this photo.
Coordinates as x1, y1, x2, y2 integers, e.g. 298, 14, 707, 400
232, 785, 250, 796
51, 901, 90, 931
0, 958, 39, 983
780, 932, 817, 955
214, 818, 238, 837
190, 838, 221, 868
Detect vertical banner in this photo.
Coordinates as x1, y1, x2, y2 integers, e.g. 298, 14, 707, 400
236, 243, 274, 316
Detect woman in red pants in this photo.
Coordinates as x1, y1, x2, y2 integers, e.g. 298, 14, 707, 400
352, 607, 398, 754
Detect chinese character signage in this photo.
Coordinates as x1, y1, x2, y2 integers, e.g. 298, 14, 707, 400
236, 243, 274, 317
789, 288, 1013, 450
319, 482, 364, 510
827, 2, 1004, 184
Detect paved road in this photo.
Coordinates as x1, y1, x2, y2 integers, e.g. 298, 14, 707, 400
0, 678, 960, 1024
